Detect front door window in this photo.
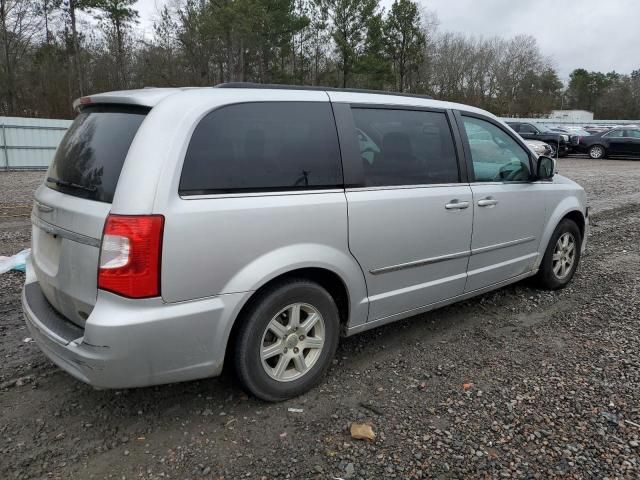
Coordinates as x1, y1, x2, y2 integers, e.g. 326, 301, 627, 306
462, 117, 532, 182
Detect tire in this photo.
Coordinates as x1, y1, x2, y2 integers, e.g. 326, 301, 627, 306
234, 279, 340, 401
589, 144, 606, 159
536, 218, 582, 290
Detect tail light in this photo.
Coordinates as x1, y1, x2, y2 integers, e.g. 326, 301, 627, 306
98, 214, 164, 298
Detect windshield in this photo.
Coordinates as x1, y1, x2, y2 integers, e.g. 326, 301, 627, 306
46, 105, 148, 203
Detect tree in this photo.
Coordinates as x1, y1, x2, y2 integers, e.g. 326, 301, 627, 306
323, 0, 379, 87
89, 0, 139, 89
355, 8, 390, 89
0, 0, 41, 114
61, 0, 93, 96
2, 0, 637, 121
384, 0, 424, 92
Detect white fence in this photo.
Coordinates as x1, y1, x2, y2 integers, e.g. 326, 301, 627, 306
0, 116, 72, 170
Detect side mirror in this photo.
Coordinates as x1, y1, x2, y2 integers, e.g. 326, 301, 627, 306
536, 155, 555, 180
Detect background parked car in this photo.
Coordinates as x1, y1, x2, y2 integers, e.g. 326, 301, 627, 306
549, 126, 593, 153
576, 127, 640, 159
525, 139, 554, 157
507, 121, 570, 157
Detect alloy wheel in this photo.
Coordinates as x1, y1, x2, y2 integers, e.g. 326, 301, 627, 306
260, 303, 325, 382
590, 145, 604, 159
552, 232, 576, 279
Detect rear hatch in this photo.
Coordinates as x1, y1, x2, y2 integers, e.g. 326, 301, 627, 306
31, 105, 148, 327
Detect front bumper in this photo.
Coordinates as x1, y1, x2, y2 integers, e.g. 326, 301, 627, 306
23, 279, 246, 389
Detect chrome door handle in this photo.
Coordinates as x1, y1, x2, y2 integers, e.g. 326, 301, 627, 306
35, 201, 53, 213
445, 200, 470, 210
478, 198, 498, 207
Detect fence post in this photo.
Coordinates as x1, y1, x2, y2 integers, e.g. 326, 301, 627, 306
1, 124, 8, 170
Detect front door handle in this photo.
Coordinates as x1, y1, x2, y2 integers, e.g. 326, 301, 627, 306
445, 200, 470, 210
35, 201, 53, 213
478, 198, 498, 207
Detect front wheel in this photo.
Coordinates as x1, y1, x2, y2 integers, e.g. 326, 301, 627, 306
536, 219, 582, 289
233, 279, 340, 401
589, 144, 606, 159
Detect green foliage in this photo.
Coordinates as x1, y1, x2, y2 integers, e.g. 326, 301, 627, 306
566, 68, 640, 119
383, 0, 425, 92
322, 0, 379, 87
1, 0, 639, 120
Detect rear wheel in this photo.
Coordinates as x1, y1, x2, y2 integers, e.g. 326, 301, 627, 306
536, 219, 582, 289
234, 279, 340, 401
589, 144, 606, 159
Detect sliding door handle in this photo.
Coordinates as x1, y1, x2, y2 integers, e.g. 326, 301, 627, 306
445, 200, 470, 210
478, 198, 498, 207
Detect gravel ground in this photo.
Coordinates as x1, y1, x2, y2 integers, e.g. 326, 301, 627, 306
1, 157, 640, 479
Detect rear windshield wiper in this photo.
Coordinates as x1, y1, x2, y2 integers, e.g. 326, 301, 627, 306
47, 176, 97, 193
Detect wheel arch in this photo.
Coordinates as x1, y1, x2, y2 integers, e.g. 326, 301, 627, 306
534, 200, 586, 270
222, 265, 359, 372
563, 210, 586, 240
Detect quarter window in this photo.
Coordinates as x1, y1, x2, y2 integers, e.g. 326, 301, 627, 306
180, 102, 342, 194
351, 108, 459, 186
519, 124, 538, 134
462, 116, 531, 182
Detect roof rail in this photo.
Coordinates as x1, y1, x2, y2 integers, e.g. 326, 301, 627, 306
214, 82, 433, 100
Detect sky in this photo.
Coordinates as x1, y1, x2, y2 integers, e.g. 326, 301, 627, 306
134, 0, 640, 81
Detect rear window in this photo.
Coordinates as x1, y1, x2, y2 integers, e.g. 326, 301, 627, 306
46, 105, 148, 203
179, 102, 343, 195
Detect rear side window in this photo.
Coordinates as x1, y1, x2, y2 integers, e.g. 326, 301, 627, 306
46, 105, 148, 203
180, 102, 342, 194
352, 108, 459, 186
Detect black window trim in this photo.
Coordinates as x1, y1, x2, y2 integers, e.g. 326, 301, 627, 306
178, 100, 345, 197
453, 110, 537, 184
338, 102, 468, 189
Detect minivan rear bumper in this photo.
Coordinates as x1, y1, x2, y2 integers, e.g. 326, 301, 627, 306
23, 278, 246, 389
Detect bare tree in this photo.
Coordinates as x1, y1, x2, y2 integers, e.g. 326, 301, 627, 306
0, 0, 42, 114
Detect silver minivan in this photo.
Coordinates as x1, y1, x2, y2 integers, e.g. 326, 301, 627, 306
23, 85, 588, 401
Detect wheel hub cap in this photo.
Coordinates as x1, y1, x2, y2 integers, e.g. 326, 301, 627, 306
285, 333, 299, 349
260, 303, 326, 382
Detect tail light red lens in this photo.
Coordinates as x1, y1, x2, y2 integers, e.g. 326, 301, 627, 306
98, 214, 164, 298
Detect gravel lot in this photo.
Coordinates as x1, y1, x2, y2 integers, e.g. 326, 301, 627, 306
1, 157, 640, 479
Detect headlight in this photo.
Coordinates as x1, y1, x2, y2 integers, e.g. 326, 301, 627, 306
561, 134, 569, 142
